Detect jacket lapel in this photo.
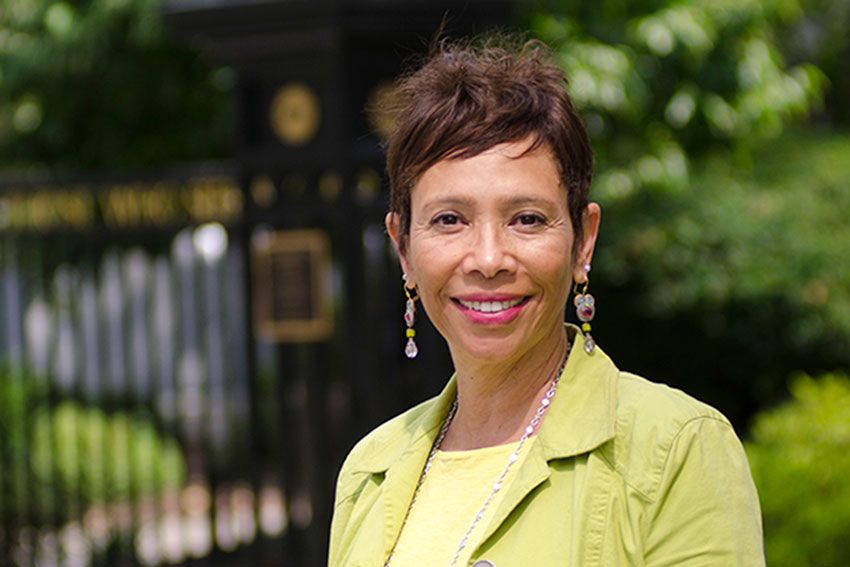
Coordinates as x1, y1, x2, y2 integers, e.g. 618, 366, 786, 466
476, 326, 619, 546
361, 379, 459, 562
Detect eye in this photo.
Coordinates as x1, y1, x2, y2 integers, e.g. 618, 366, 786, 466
513, 213, 546, 227
432, 213, 461, 226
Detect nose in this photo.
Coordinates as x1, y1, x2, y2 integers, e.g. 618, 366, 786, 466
462, 223, 517, 279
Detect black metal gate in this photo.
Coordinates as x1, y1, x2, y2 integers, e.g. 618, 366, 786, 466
0, 2, 517, 565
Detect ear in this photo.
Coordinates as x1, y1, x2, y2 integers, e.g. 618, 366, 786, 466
385, 212, 415, 287
573, 203, 601, 283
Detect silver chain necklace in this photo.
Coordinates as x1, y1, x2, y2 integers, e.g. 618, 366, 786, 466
384, 344, 571, 567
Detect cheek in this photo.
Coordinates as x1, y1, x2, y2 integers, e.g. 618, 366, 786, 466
539, 260, 572, 292
524, 237, 574, 276
406, 238, 454, 289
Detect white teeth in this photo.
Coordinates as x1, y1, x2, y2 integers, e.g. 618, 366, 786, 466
459, 298, 523, 313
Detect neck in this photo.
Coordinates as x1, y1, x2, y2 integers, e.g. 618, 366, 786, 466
441, 328, 569, 451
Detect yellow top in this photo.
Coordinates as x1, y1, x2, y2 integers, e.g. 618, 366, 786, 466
391, 441, 532, 566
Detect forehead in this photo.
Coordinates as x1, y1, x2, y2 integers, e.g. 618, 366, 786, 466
412, 140, 564, 206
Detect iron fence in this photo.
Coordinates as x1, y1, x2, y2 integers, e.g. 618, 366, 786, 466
0, 166, 451, 567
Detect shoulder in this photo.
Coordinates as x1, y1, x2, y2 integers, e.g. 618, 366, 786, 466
599, 371, 739, 502
345, 396, 438, 469
334, 394, 442, 501
616, 371, 729, 429
330, 397, 442, 564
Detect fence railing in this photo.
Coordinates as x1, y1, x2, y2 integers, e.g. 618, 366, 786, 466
0, 163, 455, 567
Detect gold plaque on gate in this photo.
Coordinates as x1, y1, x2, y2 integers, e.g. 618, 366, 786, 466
252, 229, 332, 342
270, 83, 321, 146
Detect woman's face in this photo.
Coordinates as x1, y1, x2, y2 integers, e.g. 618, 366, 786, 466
387, 139, 600, 365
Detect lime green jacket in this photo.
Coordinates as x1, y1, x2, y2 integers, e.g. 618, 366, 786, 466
329, 327, 765, 566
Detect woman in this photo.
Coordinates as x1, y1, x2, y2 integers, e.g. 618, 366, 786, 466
329, 37, 764, 566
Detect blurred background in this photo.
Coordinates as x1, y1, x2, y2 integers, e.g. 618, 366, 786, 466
0, 0, 848, 565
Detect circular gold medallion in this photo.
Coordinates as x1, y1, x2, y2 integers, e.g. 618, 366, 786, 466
270, 83, 321, 146
250, 175, 276, 207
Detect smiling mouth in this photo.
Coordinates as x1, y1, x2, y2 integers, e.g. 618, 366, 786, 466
454, 297, 529, 313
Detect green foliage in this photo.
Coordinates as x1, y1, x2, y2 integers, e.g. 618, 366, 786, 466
528, 0, 826, 199
1, 365, 186, 525
30, 402, 186, 505
602, 130, 850, 347
525, 2, 849, 424
586, 130, 850, 427
0, 0, 233, 169
745, 373, 850, 566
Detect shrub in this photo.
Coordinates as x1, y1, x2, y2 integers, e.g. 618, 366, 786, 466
1, 365, 186, 525
745, 373, 850, 566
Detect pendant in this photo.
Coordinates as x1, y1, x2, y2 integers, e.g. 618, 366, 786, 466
404, 337, 418, 359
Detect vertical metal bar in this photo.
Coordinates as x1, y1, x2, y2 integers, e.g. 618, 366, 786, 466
66, 238, 98, 567
126, 248, 156, 566
173, 229, 213, 563
102, 250, 136, 565
1, 241, 25, 567
80, 254, 106, 567
223, 238, 257, 554
361, 220, 401, 417
200, 227, 227, 557
290, 344, 312, 563
6, 236, 33, 567
34, 236, 60, 567
276, 341, 298, 564
119, 250, 140, 567
237, 219, 282, 565
234, 68, 275, 563
2, 237, 24, 374
249, 227, 288, 561
0, 239, 10, 566
152, 253, 183, 566
54, 257, 84, 566
301, 340, 331, 565
92, 251, 118, 566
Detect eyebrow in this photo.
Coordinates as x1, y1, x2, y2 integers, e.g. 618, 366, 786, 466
503, 196, 555, 207
423, 195, 556, 208
423, 196, 474, 208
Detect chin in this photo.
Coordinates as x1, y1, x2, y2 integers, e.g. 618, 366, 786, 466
447, 332, 528, 364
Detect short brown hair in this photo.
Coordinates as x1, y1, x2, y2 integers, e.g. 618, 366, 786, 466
385, 35, 593, 252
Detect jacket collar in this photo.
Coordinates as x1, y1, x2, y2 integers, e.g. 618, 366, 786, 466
350, 324, 619, 562
351, 323, 618, 473
536, 324, 618, 459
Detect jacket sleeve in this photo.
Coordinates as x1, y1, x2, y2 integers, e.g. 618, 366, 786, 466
643, 416, 765, 567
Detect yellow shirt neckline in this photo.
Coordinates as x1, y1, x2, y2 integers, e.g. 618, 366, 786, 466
391, 440, 533, 566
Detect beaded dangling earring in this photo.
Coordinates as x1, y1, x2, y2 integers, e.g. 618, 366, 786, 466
402, 276, 419, 359
573, 264, 596, 353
